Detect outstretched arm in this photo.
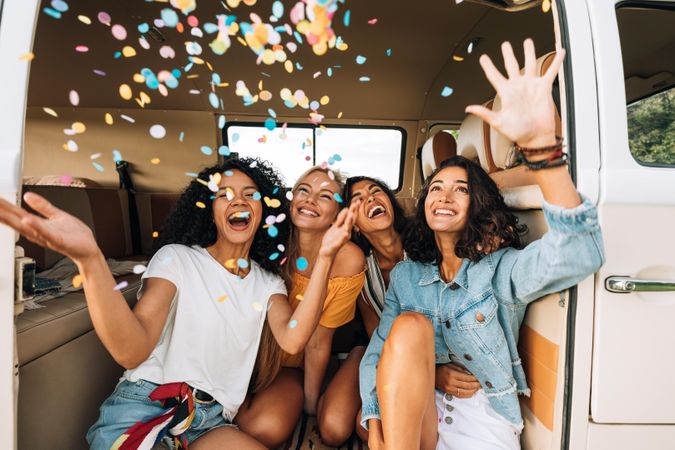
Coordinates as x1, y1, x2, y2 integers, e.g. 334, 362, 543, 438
466, 39, 580, 208
0, 192, 172, 368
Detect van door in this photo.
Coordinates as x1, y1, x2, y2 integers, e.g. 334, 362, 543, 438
0, 0, 41, 447
587, 0, 675, 447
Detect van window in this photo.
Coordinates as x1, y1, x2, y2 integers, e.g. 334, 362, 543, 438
616, 5, 675, 167
226, 124, 405, 188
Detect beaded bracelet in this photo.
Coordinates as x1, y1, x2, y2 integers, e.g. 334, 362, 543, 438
521, 152, 568, 170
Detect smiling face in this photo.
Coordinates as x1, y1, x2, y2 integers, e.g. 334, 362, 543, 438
211, 169, 263, 245
424, 166, 471, 235
290, 170, 341, 231
349, 179, 395, 234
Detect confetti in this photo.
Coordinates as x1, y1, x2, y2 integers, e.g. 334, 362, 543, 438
195, 201, 206, 208
112, 149, 123, 162
90, 152, 102, 160
542, 0, 551, 12
111, 24, 127, 40
264, 197, 281, 208
296, 257, 308, 271
289, 320, 298, 329
264, 118, 276, 131
75, 45, 89, 53
132, 264, 147, 275
386, 48, 392, 56
152, 231, 159, 238
43, 107, 58, 117
441, 86, 454, 97
368, 18, 378, 25
359, 76, 371, 82
97, 11, 111, 26
149, 124, 166, 139
252, 302, 263, 312
452, 55, 464, 62
286, 191, 294, 201
122, 46, 136, 57
296, 293, 304, 301
19, 52, 35, 61
93, 162, 105, 172
71, 122, 86, 134
69, 90, 80, 106
151, 158, 161, 164
113, 281, 129, 291
43, 8, 62, 19
120, 114, 135, 123
267, 225, 279, 237
237, 258, 249, 269
269, 252, 280, 260
218, 145, 231, 156
119, 84, 132, 100
78, 15, 91, 25
201, 145, 213, 155
64, 140, 78, 152
217, 294, 229, 302
333, 193, 343, 203
232, 133, 240, 143
343, 9, 351, 27
72, 274, 83, 288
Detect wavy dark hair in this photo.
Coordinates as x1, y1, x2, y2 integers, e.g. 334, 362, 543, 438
343, 176, 410, 256
404, 156, 526, 263
156, 156, 290, 275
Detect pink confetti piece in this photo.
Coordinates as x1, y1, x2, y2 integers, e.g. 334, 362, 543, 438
75, 45, 89, 53
368, 18, 378, 25
113, 281, 128, 291
69, 90, 79, 106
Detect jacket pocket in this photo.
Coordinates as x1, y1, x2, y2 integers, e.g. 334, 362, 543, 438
456, 294, 507, 355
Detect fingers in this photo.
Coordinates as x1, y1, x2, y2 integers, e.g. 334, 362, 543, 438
478, 54, 507, 91
523, 38, 537, 77
544, 48, 566, 84
465, 104, 498, 126
23, 192, 60, 219
333, 206, 350, 228
501, 41, 520, 78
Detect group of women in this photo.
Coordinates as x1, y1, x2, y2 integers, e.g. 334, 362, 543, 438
0, 40, 604, 450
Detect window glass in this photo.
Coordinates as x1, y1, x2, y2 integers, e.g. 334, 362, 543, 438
616, 6, 675, 166
315, 127, 404, 189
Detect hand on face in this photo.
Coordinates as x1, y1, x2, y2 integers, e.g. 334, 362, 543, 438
212, 170, 263, 245
424, 166, 470, 235
319, 198, 361, 258
465, 39, 565, 148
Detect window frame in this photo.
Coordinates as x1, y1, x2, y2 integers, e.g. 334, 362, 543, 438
222, 121, 408, 191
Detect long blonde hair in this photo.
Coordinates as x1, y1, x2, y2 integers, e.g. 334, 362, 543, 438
249, 166, 345, 392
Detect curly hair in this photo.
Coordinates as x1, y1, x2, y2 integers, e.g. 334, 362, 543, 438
404, 156, 526, 264
156, 157, 290, 275
343, 176, 410, 256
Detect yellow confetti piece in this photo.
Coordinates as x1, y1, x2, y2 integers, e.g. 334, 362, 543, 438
133, 73, 145, 83
72, 274, 83, 289
284, 60, 294, 73
252, 302, 263, 312
187, 74, 200, 79
217, 295, 228, 302
264, 196, 281, 208
192, 57, 205, 65
72, 122, 86, 134
336, 42, 348, 51
77, 15, 92, 25
383, 384, 391, 392
119, 84, 132, 100
151, 158, 160, 164
152, 231, 159, 238
195, 201, 206, 209
19, 52, 35, 61
236, 36, 248, 47
104, 113, 113, 125
224, 259, 237, 270
338, 112, 343, 119
452, 55, 465, 62
217, 82, 230, 87
122, 46, 137, 57
296, 294, 304, 301
320, 95, 330, 106
43, 107, 58, 118
542, 0, 551, 12
206, 61, 214, 71
196, 178, 209, 187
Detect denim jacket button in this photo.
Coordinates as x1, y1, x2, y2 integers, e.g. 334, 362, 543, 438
449, 282, 459, 290
445, 320, 451, 329
464, 354, 473, 361
476, 312, 485, 322
485, 381, 493, 388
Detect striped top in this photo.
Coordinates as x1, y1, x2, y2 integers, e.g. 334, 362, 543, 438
361, 252, 406, 317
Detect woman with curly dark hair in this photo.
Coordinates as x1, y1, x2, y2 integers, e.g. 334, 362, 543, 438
0, 156, 358, 450
359, 40, 605, 450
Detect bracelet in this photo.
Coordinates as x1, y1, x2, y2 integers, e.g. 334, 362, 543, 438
514, 136, 564, 155
522, 152, 568, 170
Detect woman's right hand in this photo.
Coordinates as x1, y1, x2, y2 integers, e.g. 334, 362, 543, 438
0, 192, 100, 262
318, 199, 360, 258
435, 363, 481, 399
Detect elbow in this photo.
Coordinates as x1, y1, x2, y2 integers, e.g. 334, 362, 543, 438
114, 348, 151, 370
280, 340, 303, 356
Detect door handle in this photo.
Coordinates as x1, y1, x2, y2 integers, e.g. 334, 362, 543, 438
605, 276, 675, 293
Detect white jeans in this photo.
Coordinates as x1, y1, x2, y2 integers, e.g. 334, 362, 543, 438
435, 389, 522, 450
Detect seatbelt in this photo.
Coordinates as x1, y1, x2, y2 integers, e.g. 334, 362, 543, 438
115, 160, 142, 255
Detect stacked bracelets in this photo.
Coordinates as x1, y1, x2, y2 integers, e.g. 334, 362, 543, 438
513, 136, 568, 170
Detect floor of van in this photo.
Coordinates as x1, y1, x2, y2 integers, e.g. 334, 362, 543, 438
285, 414, 366, 450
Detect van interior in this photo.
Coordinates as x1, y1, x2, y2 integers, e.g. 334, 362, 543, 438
15, 0, 577, 448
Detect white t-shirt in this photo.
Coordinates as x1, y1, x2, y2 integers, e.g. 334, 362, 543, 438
124, 244, 287, 420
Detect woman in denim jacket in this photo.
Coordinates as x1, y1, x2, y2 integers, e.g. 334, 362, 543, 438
359, 39, 605, 450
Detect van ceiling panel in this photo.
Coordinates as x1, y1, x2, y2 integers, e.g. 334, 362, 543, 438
28, 0, 552, 122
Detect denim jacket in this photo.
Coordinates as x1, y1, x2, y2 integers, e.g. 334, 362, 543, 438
359, 196, 604, 429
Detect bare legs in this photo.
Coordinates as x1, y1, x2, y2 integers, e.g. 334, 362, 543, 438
191, 427, 267, 450
316, 345, 366, 446
234, 368, 304, 448
377, 312, 438, 450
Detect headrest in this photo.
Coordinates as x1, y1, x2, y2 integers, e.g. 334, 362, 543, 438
456, 112, 488, 168
420, 131, 457, 179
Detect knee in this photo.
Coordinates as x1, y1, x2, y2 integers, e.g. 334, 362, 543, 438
240, 412, 295, 449
318, 409, 353, 447
386, 312, 434, 353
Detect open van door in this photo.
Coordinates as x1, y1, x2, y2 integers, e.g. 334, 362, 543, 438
0, 0, 41, 447
586, 0, 675, 447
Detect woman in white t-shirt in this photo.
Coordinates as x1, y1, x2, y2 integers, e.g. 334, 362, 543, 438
0, 157, 360, 450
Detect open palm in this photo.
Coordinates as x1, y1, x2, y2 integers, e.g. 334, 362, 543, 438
0, 192, 100, 262
466, 39, 565, 148
319, 199, 360, 258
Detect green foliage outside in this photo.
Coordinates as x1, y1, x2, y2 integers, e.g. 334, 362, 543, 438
626, 87, 675, 165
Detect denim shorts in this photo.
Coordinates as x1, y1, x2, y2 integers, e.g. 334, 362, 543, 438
86, 379, 233, 450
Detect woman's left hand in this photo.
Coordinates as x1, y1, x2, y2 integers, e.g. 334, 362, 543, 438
318, 199, 361, 258
466, 39, 565, 149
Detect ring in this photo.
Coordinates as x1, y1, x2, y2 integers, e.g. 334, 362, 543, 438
457, 387, 460, 395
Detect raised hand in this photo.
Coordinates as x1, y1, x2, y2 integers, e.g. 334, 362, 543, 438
318, 199, 361, 258
466, 39, 565, 149
0, 192, 100, 262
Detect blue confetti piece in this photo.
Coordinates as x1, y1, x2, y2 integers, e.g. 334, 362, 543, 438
264, 118, 276, 131
272, 0, 284, 18
237, 258, 249, 269
310, 100, 319, 110
343, 9, 351, 27
333, 193, 343, 203
212, 73, 221, 85
161, 8, 179, 27
240, 22, 253, 35
273, 187, 279, 194
268, 108, 277, 118
185, 172, 199, 177
359, 76, 371, 82
224, 170, 234, 176
269, 252, 280, 261
252, 191, 261, 201
356, 55, 367, 64
209, 92, 219, 109
294, 31, 303, 44
441, 86, 454, 97
328, 156, 335, 165
43, 7, 62, 19
327, 67, 333, 77
52, 0, 69, 12
112, 149, 123, 162
225, 15, 237, 26
333, 153, 342, 161
386, 48, 392, 56
296, 257, 308, 271
289, 320, 298, 329
295, 62, 304, 71
218, 145, 230, 156
172, 69, 182, 79
93, 162, 105, 172
201, 146, 213, 155
138, 23, 149, 33
267, 225, 279, 238
218, 115, 226, 129
231, 132, 240, 143
179, 131, 185, 142
114, 51, 122, 59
